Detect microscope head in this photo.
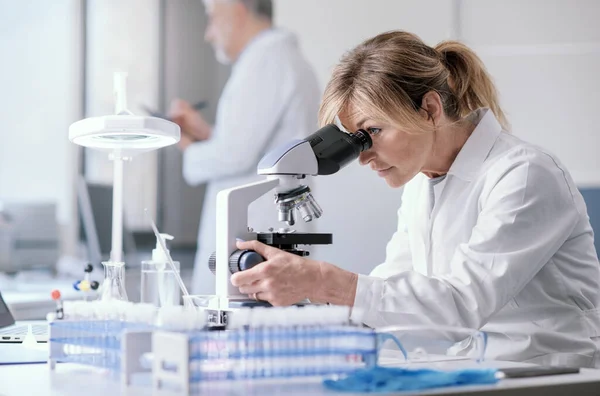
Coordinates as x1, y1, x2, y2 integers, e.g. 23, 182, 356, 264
257, 124, 372, 226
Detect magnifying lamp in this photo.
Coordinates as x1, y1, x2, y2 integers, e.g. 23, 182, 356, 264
69, 72, 180, 277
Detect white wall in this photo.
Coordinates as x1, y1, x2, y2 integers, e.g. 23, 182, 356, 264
84, 0, 161, 230
275, 0, 456, 273
0, 0, 82, 254
461, 0, 600, 187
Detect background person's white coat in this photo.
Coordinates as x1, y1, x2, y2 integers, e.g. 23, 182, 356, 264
183, 28, 321, 294
352, 109, 600, 368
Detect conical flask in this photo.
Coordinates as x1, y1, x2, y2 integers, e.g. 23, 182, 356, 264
100, 261, 129, 301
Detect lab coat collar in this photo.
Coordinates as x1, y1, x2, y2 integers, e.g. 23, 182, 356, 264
447, 108, 503, 181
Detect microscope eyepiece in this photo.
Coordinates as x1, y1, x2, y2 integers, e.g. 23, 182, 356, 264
306, 124, 373, 175
351, 129, 373, 152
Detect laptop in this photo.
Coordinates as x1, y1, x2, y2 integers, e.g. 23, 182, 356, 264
0, 290, 48, 343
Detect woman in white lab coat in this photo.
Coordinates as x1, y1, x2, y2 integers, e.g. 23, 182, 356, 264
232, 30, 600, 367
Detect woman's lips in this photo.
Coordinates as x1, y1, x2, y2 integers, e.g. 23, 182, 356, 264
376, 167, 392, 177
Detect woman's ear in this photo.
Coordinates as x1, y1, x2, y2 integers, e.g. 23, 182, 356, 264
420, 91, 444, 124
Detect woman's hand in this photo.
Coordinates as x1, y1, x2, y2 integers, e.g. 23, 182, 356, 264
230, 240, 321, 306
230, 240, 359, 307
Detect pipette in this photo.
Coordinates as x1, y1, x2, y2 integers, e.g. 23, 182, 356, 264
144, 208, 190, 299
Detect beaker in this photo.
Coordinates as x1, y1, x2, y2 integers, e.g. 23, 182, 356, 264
100, 261, 129, 301
140, 260, 180, 307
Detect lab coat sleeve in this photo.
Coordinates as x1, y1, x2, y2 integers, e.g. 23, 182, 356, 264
182, 54, 295, 185
351, 158, 580, 329
369, 200, 414, 278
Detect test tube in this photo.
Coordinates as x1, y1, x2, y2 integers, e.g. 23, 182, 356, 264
261, 308, 275, 378
284, 306, 298, 377
113, 71, 132, 116
73, 301, 86, 358
228, 308, 244, 377
249, 308, 262, 379
91, 301, 104, 366
270, 308, 284, 378
317, 306, 328, 375
299, 306, 311, 376
301, 306, 311, 377
333, 306, 347, 372
252, 308, 263, 378
240, 308, 251, 379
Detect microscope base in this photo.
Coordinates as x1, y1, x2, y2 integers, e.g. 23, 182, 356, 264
229, 299, 313, 308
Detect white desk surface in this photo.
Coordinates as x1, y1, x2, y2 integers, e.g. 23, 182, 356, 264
1, 354, 600, 396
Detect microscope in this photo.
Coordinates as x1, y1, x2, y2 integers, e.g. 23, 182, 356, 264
207, 123, 372, 318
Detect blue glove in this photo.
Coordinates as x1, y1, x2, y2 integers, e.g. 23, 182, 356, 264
323, 366, 498, 393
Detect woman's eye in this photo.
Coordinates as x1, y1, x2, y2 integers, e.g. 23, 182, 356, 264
367, 127, 382, 135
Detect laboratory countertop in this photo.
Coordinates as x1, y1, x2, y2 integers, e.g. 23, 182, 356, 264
1, 269, 194, 320
1, 356, 600, 396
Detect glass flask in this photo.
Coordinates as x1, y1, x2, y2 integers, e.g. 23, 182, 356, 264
100, 261, 129, 301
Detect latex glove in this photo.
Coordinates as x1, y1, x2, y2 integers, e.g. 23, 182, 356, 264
168, 98, 212, 144
230, 240, 323, 306
323, 366, 499, 393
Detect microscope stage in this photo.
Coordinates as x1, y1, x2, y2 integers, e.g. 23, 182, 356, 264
256, 232, 332, 246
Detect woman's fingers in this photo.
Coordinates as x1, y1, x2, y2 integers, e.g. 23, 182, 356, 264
236, 240, 279, 259
238, 280, 264, 295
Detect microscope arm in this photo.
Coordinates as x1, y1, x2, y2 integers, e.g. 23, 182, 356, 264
215, 178, 280, 306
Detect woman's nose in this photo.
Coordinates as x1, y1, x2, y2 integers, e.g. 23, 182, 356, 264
359, 150, 374, 166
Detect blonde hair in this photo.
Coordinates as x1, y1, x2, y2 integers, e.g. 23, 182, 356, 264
319, 31, 509, 133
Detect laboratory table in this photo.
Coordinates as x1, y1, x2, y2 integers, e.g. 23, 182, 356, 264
2, 268, 194, 320
1, 356, 599, 396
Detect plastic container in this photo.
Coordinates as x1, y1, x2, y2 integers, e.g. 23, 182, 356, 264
152, 321, 377, 393
150, 305, 376, 395
141, 233, 180, 307
48, 301, 157, 377
376, 325, 488, 365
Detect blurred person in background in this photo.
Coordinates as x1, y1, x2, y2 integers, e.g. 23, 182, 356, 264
169, 0, 320, 294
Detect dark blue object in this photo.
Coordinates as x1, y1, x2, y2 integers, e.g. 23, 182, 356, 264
237, 250, 264, 271
323, 366, 498, 393
73, 280, 81, 291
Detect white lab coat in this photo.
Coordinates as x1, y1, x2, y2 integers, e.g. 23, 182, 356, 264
183, 29, 321, 294
351, 108, 600, 367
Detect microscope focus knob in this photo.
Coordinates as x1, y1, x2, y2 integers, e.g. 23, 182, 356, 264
229, 250, 265, 273
208, 252, 217, 274
207, 250, 265, 275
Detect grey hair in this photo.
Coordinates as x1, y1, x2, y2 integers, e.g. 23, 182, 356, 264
238, 0, 273, 21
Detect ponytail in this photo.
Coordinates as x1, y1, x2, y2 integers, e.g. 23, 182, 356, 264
435, 41, 509, 131
319, 31, 509, 134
